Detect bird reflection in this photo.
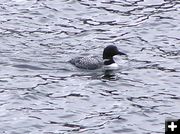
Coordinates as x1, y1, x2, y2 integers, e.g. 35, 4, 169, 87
101, 70, 118, 81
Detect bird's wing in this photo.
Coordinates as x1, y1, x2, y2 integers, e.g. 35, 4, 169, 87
69, 56, 103, 69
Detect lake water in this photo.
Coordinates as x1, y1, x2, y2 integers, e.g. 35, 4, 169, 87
0, 0, 180, 133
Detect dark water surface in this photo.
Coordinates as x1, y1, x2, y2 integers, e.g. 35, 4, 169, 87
0, 0, 180, 133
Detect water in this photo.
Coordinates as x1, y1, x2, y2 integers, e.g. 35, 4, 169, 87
0, 0, 180, 133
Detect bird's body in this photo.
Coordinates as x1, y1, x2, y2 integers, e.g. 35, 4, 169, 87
69, 56, 103, 70
69, 45, 127, 70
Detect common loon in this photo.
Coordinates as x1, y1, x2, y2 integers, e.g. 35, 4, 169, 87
69, 45, 127, 70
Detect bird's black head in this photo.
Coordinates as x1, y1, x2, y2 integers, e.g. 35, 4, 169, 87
103, 45, 126, 59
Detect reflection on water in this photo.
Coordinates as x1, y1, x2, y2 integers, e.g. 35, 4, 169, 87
0, 0, 180, 133
102, 70, 118, 81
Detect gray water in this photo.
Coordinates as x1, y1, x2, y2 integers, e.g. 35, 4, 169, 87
0, 0, 180, 134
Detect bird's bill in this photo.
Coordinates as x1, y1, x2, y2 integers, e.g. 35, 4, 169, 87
118, 51, 127, 56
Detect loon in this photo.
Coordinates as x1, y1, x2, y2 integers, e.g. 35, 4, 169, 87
69, 45, 127, 70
